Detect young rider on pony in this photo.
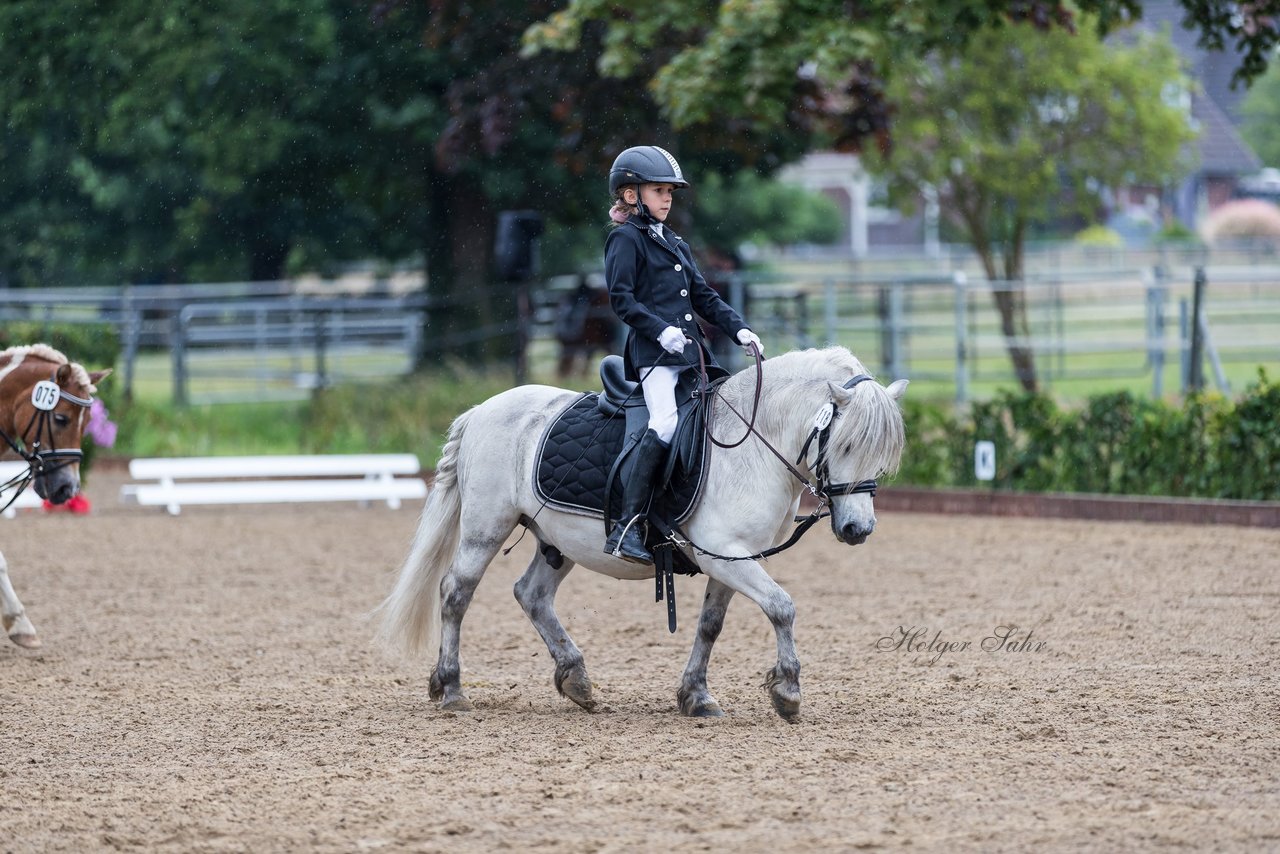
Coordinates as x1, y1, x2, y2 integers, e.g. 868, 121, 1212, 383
602, 145, 763, 564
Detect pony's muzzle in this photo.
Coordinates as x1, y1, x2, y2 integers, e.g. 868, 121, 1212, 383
838, 521, 872, 545
35, 472, 79, 505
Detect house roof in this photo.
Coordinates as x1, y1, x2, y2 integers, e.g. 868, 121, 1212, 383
1134, 1, 1251, 122
1122, 1, 1263, 175
1192, 90, 1263, 175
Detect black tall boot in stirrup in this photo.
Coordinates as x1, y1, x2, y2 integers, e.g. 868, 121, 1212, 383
604, 429, 668, 564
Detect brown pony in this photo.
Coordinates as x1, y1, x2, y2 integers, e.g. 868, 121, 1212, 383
0, 344, 110, 648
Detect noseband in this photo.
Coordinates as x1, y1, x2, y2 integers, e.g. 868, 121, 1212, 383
0, 370, 94, 511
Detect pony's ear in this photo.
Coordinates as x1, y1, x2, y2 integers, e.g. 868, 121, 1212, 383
827, 381, 854, 404
886, 379, 909, 400
89, 368, 112, 385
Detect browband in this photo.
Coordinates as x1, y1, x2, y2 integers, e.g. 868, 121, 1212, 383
843, 374, 874, 389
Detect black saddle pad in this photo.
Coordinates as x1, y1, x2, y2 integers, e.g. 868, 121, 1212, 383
534, 393, 705, 524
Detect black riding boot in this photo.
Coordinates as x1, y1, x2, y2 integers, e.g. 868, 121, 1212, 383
604, 429, 668, 564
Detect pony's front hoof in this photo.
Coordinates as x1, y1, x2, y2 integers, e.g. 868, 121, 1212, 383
439, 695, 474, 712
770, 691, 801, 722
555, 663, 597, 712
8, 632, 41, 649
4, 613, 39, 648
763, 666, 801, 722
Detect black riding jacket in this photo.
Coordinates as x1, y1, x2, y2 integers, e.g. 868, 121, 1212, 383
604, 218, 746, 381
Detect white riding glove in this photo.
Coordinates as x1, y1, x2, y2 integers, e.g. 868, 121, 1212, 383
736, 328, 764, 355
658, 326, 686, 354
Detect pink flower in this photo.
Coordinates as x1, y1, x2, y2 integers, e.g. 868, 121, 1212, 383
86, 398, 117, 447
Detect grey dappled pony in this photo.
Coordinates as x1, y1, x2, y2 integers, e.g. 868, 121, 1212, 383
376, 347, 907, 720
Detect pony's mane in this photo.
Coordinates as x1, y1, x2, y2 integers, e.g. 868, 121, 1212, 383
719, 347, 905, 477
0, 344, 97, 393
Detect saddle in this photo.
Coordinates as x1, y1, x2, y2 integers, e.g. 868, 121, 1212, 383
534, 356, 719, 574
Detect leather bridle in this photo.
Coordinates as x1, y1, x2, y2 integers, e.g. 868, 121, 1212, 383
671, 344, 880, 563
0, 369, 93, 512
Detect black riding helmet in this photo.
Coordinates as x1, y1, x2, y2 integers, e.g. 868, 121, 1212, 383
608, 146, 690, 194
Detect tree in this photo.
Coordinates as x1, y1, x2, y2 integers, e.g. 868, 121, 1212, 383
0, 0, 432, 285
373, 0, 816, 361
875, 21, 1195, 390
527, 2, 1210, 390
374, 0, 659, 360
526, 2, 1276, 156
0, 0, 817, 362
693, 172, 842, 253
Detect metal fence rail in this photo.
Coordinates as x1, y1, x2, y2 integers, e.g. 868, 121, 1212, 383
3, 261, 1278, 405
0, 283, 431, 404
170, 297, 427, 404
744, 264, 1280, 402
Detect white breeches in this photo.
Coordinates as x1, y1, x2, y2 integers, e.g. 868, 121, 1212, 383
639, 365, 681, 444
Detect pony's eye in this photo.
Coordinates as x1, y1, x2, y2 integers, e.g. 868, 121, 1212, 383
53, 414, 70, 428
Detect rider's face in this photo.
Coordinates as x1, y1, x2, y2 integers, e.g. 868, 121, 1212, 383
627, 183, 675, 222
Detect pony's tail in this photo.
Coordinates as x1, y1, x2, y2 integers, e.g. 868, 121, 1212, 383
374, 407, 472, 661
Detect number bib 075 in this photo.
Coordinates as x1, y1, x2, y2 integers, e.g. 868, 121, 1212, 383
31, 380, 60, 411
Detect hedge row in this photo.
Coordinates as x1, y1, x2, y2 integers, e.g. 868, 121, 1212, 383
897, 370, 1280, 501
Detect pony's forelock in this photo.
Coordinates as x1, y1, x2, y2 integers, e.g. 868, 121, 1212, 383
0, 344, 97, 394
831, 379, 906, 478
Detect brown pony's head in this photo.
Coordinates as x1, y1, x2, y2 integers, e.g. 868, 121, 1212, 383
0, 346, 111, 505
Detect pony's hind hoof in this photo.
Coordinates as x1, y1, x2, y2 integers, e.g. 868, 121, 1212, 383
8, 632, 41, 649
678, 685, 724, 717
439, 696, 474, 712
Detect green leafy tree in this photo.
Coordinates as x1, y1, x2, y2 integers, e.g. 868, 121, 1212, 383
529, 3, 1202, 389
876, 21, 1194, 390
376, 0, 815, 361
693, 172, 842, 253
526, 1, 1276, 153
0, 0, 432, 285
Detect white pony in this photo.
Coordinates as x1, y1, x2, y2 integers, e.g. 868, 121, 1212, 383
377, 347, 907, 720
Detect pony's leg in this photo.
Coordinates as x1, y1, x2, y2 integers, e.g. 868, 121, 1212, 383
699, 556, 802, 722
677, 577, 735, 717
513, 551, 596, 711
429, 526, 512, 712
0, 550, 40, 649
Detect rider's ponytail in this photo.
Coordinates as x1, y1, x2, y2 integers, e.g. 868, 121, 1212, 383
609, 191, 634, 225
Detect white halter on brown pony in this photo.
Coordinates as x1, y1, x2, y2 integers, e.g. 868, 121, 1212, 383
0, 344, 111, 648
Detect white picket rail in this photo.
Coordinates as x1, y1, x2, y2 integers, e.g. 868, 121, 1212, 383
121, 454, 427, 516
